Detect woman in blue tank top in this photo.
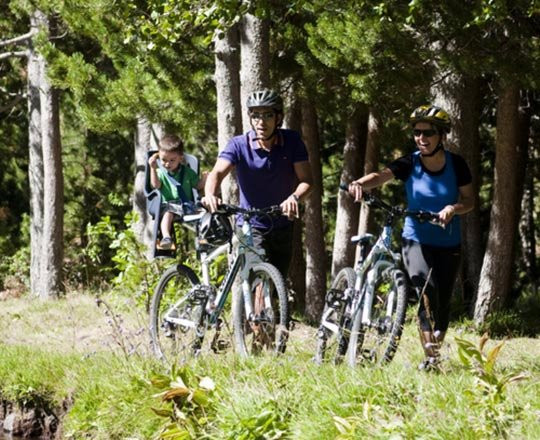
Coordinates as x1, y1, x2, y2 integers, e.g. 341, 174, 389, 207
347, 105, 474, 371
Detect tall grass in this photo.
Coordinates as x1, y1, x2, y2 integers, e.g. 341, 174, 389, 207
0, 293, 539, 439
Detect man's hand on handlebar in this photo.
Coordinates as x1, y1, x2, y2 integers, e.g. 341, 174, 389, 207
201, 195, 222, 213
280, 195, 299, 220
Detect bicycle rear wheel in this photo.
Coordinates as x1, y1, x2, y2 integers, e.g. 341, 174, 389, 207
234, 262, 289, 356
347, 267, 407, 366
149, 264, 205, 363
314, 267, 356, 365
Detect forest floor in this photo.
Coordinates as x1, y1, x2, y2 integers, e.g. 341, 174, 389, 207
0, 292, 320, 357
1, 290, 539, 367
1, 291, 539, 439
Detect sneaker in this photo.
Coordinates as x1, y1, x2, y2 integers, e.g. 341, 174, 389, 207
160, 237, 173, 250
418, 356, 440, 372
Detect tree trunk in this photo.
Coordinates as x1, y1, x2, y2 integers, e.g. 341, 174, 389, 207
133, 116, 153, 256
28, 11, 43, 296
356, 109, 380, 262
214, 24, 242, 204
474, 83, 527, 325
239, 12, 270, 132
302, 99, 326, 322
433, 73, 484, 312
282, 86, 306, 312
331, 105, 367, 277
37, 11, 64, 298
517, 93, 535, 296
519, 133, 537, 294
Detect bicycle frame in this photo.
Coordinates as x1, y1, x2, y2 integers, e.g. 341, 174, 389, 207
183, 211, 268, 327
349, 223, 401, 328
320, 200, 408, 336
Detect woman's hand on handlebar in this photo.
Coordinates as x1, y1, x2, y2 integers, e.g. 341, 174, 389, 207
438, 205, 456, 226
201, 195, 222, 213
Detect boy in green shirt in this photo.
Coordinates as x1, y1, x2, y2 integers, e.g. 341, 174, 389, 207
148, 134, 205, 249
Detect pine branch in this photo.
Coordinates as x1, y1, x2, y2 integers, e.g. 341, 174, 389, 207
0, 30, 36, 48
0, 50, 28, 61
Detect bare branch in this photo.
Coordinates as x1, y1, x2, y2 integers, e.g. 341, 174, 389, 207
0, 30, 37, 48
50, 31, 68, 41
0, 50, 28, 61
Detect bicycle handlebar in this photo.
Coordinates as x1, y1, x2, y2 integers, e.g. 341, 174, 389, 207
339, 182, 442, 225
215, 203, 283, 219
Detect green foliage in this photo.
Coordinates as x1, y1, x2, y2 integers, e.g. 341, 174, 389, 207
85, 212, 163, 307
455, 333, 527, 437
305, 4, 433, 111
150, 366, 216, 439
0, 213, 30, 293
226, 399, 288, 440
478, 290, 540, 337
45, 0, 218, 147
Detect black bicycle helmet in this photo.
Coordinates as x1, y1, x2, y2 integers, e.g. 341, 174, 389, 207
198, 212, 233, 246
246, 89, 283, 113
409, 105, 451, 133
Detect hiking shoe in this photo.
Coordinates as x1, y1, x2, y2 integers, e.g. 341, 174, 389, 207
160, 237, 173, 250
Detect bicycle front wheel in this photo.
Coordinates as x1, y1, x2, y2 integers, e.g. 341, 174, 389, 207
150, 264, 204, 363
234, 262, 289, 357
347, 267, 407, 366
314, 267, 356, 365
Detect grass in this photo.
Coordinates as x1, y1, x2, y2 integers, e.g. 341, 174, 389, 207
0, 292, 539, 439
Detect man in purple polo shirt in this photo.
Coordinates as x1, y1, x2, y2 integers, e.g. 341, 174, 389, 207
202, 89, 313, 277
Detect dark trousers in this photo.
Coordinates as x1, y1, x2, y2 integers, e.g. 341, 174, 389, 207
402, 239, 461, 332
250, 224, 294, 279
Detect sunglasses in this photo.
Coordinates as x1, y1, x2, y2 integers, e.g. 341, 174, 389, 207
250, 111, 275, 121
413, 129, 438, 137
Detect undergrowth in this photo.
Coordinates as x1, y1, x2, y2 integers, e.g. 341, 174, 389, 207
0, 292, 539, 439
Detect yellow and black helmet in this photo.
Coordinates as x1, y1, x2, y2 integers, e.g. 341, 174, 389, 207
409, 105, 451, 133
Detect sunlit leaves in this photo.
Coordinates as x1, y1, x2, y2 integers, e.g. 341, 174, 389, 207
151, 366, 216, 439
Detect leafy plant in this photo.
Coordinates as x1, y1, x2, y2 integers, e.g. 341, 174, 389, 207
150, 366, 216, 439
0, 213, 30, 295
455, 333, 527, 438
226, 399, 288, 440
85, 212, 163, 308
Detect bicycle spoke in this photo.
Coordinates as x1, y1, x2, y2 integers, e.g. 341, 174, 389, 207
315, 267, 355, 365
234, 263, 289, 356
347, 268, 407, 366
150, 266, 206, 363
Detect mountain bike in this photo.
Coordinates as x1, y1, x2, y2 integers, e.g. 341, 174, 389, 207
315, 186, 441, 366
149, 204, 289, 363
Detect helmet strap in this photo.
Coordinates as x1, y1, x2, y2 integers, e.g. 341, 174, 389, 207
253, 129, 277, 142
420, 141, 444, 157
